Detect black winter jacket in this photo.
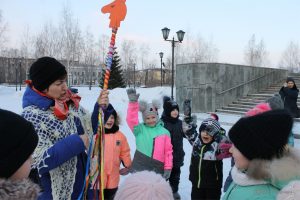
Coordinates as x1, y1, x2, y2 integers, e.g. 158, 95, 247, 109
279, 86, 299, 118
185, 123, 225, 189
161, 115, 185, 168
189, 139, 223, 189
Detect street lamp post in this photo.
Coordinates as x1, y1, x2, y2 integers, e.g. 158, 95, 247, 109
19, 59, 22, 91
159, 52, 164, 87
161, 27, 185, 100
15, 62, 18, 92
133, 63, 136, 89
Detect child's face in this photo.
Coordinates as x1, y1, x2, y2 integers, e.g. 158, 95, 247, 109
10, 155, 32, 180
229, 144, 250, 170
105, 115, 115, 129
200, 130, 213, 144
170, 109, 179, 118
145, 114, 157, 127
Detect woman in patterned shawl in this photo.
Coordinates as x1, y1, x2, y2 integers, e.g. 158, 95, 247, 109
21, 57, 108, 200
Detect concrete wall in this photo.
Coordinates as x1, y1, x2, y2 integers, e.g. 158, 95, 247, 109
176, 63, 288, 112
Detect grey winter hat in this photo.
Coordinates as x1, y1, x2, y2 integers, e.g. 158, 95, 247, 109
266, 94, 284, 110
139, 100, 161, 123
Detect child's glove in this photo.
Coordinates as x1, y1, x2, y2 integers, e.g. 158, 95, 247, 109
162, 169, 171, 180
126, 88, 140, 102
183, 99, 191, 118
183, 114, 197, 133
216, 142, 232, 160
119, 167, 131, 176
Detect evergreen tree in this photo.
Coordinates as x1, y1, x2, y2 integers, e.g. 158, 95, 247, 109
100, 49, 126, 89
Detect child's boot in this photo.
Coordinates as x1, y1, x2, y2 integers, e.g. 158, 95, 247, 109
173, 192, 181, 200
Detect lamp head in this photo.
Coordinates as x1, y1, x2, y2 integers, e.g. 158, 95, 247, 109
161, 27, 170, 40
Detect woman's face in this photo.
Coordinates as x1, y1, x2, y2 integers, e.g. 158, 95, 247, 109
44, 78, 68, 100
287, 81, 294, 89
229, 144, 250, 170
105, 115, 115, 129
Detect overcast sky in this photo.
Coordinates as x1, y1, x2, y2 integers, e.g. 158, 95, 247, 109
1, 0, 300, 66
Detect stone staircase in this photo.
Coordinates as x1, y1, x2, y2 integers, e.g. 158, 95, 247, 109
216, 74, 300, 119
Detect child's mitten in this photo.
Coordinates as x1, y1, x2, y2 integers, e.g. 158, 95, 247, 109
216, 142, 232, 160
126, 88, 140, 102
162, 169, 171, 180
120, 167, 131, 176
183, 99, 191, 117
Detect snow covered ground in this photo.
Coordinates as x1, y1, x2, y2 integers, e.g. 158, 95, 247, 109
0, 85, 299, 200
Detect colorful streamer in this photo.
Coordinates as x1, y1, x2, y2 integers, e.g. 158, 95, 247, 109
81, 1, 127, 200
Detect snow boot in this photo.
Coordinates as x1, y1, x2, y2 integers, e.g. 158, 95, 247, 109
173, 192, 181, 200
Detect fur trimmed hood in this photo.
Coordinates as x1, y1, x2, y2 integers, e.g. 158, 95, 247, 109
230, 148, 300, 200
246, 147, 300, 188
0, 178, 40, 200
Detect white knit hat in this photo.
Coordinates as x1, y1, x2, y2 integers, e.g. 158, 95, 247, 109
114, 171, 173, 200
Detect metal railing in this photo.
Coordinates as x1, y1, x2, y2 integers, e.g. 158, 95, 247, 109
217, 70, 277, 95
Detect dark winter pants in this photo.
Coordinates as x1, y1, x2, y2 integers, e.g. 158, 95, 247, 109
191, 186, 221, 200
104, 188, 117, 200
169, 167, 181, 193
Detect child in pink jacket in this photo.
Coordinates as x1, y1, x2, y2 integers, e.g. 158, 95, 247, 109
126, 88, 173, 180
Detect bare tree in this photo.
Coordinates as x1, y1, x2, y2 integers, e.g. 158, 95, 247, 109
0, 10, 9, 53
59, 5, 83, 84
98, 34, 109, 65
33, 21, 63, 59
19, 25, 33, 59
139, 43, 150, 69
244, 34, 269, 67
176, 33, 219, 64
279, 41, 300, 72
83, 29, 97, 89
120, 39, 136, 84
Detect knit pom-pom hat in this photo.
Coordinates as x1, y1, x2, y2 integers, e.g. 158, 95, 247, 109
114, 171, 173, 200
245, 103, 271, 117
139, 100, 161, 123
199, 118, 221, 137
266, 94, 284, 110
229, 109, 293, 160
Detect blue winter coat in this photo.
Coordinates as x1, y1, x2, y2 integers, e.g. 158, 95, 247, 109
22, 86, 93, 200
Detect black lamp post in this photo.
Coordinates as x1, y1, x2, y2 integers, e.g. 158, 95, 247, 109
159, 52, 164, 87
15, 60, 17, 92
161, 27, 185, 100
19, 59, 22, 91
133, 63, 136, 89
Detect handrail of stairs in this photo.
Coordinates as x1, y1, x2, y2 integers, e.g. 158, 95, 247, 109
217, 70, 277, 95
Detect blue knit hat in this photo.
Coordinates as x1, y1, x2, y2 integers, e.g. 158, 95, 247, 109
104, 104, 117, 124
